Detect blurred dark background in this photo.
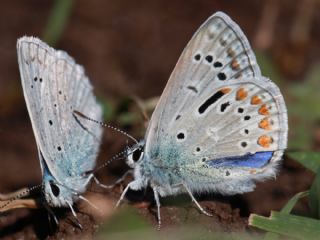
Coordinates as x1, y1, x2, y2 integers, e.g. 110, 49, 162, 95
0, 0, 319, 239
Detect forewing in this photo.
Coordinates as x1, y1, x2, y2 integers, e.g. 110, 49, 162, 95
145, 12, 262, 153
17, 37, 103, 180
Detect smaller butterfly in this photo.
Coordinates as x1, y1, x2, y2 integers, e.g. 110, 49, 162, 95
1, 37, 103, 225
115, 12, 288, 227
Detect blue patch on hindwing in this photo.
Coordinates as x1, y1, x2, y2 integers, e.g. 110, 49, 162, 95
41, 154, 56, 183
207, 151, 274, 168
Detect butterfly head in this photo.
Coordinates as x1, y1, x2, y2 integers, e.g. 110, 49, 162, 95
126, 141, 145, 168
43, 176, 88, 207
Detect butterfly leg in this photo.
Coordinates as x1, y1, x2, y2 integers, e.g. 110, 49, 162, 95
152, 187, 161, 230
93, 170, 133, 189
115, 180, 143, 208
83, 173, 94, 186
67, 201, 83, 229
57, 182, 101, 214
182, 184, 212, 217
43, 201, 59, 226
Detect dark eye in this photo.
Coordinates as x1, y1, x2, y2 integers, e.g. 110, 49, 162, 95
49, 180, 60, 197
132, 148, 143, 162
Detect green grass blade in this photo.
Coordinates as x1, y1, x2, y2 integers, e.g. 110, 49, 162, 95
287, 152, 320, 173
250, 211, 320, 240
263, 191, 309, 240
280, 191, 309, 214
42, 0, 75, 46
309, 168, 320, 218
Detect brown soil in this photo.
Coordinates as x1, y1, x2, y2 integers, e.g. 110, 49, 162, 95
0, 0, 317, 239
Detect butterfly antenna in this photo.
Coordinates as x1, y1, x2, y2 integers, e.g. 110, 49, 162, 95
85, 149, 128, 176
0, 184, 42, 210
73, 110, 138, 144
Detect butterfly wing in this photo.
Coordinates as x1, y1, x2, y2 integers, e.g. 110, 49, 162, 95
143, 12, 287, 194
17, 37, 103, 186
169, 77, 287, 194
145, 12, 261, 151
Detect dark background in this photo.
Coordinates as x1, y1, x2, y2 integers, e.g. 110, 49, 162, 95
0, 0, 319, 239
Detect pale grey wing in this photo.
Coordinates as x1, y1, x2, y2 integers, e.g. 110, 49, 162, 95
147, 77, 287, 195
145, 12, 261, 154
167, 77, 287, 164
17, 37, 103, 181
175, 78, 287, 195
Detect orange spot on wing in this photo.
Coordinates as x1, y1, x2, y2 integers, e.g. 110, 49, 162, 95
250, 169, 257, 174
236, 88, 248, 101
220, 87, 231, 94
231, 59, 240, 71
251, 95, 262, 105
259, 118, 272, 130
258, 135, 273, 148
258, 104, 270, 115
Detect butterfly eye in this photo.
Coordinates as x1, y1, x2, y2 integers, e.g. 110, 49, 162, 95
49, 180, 60, 197
131, 148, 144, 162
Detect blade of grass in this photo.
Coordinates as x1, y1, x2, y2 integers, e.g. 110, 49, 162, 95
250, 211, 320, 240
42, 0, 75, 46
309, 168, 320, 218
280, 191, 309, 214
263, 191, 309, 240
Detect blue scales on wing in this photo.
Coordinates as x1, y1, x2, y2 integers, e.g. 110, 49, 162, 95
206, 151, 274, 168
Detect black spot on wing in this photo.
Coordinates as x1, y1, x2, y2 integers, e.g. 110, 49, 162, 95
214, 61, 223, 68
205, 55, 213, 63
187, 85, 198, 94
194, 54, 201, 61
177, 132, 185, 140
217, 72, 226, 80
220, 102, 230, 112
198, 90, 226, 114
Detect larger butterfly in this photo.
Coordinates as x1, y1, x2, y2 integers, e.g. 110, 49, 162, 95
116, 12, 288, 227
17, 37, 103, 218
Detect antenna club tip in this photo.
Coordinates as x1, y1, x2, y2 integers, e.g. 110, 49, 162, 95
73, 110, 138, 143
73, 110, 86, 118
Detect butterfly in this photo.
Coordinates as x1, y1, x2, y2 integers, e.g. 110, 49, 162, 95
16, 37, 103, 222
116, 12, 288, 227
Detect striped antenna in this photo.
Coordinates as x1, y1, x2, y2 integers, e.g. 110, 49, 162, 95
84, 148, 128, 176
0, 184, 42, 210
73, 110, 138, 144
